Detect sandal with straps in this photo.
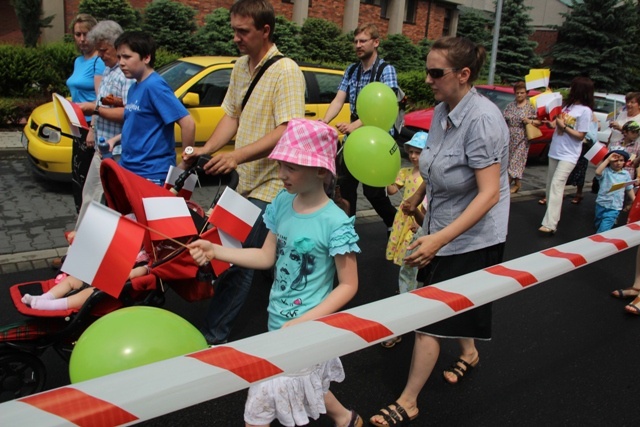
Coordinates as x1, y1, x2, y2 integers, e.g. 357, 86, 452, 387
443, 356, 479, 384
341, 409, 363, 427
370, 402, 418, 427
611, 287, 640, 299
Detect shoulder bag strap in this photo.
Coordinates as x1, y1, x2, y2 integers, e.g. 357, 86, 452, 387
241, 55, 284, 111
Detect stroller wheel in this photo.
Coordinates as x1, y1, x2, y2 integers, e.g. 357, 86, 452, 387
0, 351, 46, 402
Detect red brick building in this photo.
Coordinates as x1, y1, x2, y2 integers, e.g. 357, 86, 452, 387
3, 0, 458, 46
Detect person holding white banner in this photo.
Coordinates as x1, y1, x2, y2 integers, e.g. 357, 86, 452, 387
538, 76, 594, 234
189, 119, 362, 427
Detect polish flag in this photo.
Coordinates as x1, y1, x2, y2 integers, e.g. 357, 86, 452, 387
208, 188, 262, 243
201, 227, 242, 276
525, 69, 550, 91
584, 142, 608, 165
143, 197, 198, 241
61, 202, 145, 298
164, 165, 198, 200
533, 92, 563, 121
52, 93, 89, 138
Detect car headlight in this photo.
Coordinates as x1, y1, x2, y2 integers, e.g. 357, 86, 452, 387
38, 125, 62, 143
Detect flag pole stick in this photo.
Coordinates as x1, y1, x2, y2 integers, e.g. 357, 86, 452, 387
139, 223, 191, 249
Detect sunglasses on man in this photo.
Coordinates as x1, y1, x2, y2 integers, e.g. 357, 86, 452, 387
426, 67, 459, 79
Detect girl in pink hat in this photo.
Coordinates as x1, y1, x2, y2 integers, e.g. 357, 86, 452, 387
189, 118, 363, 427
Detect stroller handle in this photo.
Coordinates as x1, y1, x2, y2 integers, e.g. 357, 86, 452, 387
172, 155, 239, 194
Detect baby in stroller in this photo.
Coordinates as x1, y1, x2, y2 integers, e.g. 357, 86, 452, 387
21, 213, 151, 311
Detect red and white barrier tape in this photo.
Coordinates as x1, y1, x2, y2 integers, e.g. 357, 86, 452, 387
2, 223, 640, 426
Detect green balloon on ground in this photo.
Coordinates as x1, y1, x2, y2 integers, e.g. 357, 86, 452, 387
356, 82, 398, 131
69, 306, 208, 383
343, 126, 401, 187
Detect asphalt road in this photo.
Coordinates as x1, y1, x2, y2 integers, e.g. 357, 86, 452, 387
1, 192, 639, 426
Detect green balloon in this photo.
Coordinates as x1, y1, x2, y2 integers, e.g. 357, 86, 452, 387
343, 126, 401, 187
356, 82, 399, 131
69, 306, 208, 383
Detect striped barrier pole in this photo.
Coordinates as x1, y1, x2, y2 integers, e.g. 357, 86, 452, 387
2, 222, 639, 426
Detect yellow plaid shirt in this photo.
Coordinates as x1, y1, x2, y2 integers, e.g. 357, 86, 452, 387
222, 45, 306, 202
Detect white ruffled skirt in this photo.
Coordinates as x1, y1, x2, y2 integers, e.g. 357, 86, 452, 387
244, 357, 345, 426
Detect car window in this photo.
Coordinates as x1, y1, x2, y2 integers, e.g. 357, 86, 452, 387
186, 69, 232, 107
475, 87, 513, 112
158, 61, 205, 92
314, 72, 342, 104
594, 97, 617, 114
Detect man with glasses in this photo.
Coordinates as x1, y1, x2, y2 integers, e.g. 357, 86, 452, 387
321, 23, 398, 234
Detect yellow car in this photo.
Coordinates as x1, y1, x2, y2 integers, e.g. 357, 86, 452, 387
22, 56, 351, 182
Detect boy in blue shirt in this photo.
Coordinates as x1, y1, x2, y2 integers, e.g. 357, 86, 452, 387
595, 149, 636, 232
114, 31, 195, 184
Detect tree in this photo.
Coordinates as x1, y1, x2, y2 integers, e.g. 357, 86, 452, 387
551, 0, 640, 92
300, 18, 344, 63
379, 34, 424, 72
10, 0, 54, 47
194, 8, 236, 56
142, 0, 197, 56
272, 15, 304, 61
494, 0, 541, 84
457, 8, 492, 48
79, 0, 140, 31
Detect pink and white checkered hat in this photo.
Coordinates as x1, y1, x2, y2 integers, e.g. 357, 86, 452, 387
269, 118, 338, 175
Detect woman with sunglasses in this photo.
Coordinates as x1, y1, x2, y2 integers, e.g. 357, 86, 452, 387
370, 36, 509, 426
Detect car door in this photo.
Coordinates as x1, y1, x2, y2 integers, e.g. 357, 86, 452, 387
302, 69, 350, 127
176, 66, 232, 149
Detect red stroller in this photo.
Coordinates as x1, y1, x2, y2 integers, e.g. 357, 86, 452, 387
0, 158, 237, 402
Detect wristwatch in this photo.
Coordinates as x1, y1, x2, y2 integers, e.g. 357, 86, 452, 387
93, 105, 100, 116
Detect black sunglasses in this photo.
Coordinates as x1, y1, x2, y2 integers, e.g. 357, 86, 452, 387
426, 67, 459, 79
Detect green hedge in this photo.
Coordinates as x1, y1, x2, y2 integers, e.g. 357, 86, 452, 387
0, 42, 76, 99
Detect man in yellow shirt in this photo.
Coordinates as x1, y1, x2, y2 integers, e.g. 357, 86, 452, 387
185, 0, 305, 345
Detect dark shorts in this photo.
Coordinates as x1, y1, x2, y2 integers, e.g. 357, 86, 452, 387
417, 243, 505, 340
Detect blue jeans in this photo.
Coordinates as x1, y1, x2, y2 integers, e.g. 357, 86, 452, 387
595, 203, 620, 233
201, 198, 269, 344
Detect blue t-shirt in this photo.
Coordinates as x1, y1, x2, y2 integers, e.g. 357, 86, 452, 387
263, 190, 361, 331
120, 72, 189, 183
66, 55, 105, 122
596, 167, 633, 210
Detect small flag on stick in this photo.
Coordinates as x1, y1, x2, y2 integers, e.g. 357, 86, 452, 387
143, 197, 198, 241
52, 93, 89, 138
208, 188, 262, 243
61, 202, 145, 298
164, 166, 198, 200
584, 142, 608, 165
525, 69, 550, 91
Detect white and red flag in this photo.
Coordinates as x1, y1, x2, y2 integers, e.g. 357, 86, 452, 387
61, 202, 145, 298
143, 197, 197, 241
208, 187, 262, 243
52, 93, 89, 138
164, 165, 198, 200
533, 92, 563, 121
584, 142, 608, 165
